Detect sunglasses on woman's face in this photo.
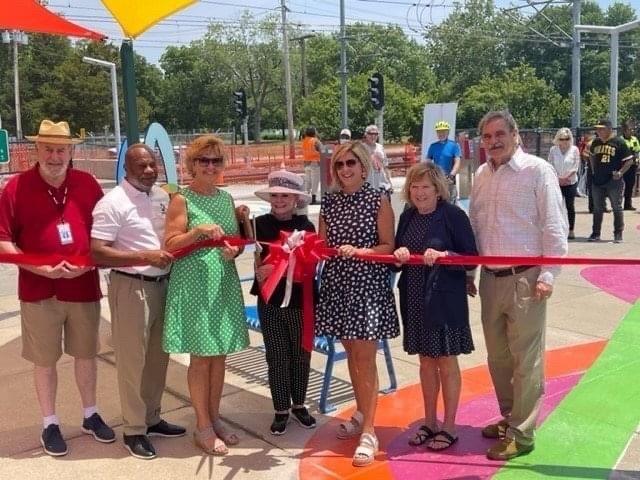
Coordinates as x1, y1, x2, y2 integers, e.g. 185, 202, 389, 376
559, 137, 570, 141
335, 159, 358, 170
195, 156, 224, 166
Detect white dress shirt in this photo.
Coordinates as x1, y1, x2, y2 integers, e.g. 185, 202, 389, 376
548, 145, 580, 185
469, 147, 568, 285
91, 179, 170, 277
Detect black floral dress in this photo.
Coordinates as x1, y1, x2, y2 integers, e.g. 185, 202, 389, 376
315, 183, 399, 340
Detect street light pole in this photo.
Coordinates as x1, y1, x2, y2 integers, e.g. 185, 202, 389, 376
575, 19, 640, 128
13, 33, 22, 140
281, 0, 296, 159
82, 56, 121, 150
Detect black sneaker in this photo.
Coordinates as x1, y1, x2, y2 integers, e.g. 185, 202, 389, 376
588, 234, 601, 242
270, 413, 289, 435
146, 420, 186, 438
82, 413, 116, 443
41, 424, 68, 457
123, 434, 156, 460
614, 233, 623, 243
291, 407, 316, 429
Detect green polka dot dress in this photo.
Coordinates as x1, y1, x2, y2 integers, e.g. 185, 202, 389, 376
164, 188, 249, 356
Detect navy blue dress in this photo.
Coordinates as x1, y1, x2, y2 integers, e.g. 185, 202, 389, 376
395, 202, 477, 357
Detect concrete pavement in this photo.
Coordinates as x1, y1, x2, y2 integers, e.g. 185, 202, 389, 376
0, 179, 639, 479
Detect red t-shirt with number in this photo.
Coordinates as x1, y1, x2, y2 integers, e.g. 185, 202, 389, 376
0, 166, 103, 302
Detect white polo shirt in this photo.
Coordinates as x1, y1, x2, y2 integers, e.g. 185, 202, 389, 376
91, 179, 170, 277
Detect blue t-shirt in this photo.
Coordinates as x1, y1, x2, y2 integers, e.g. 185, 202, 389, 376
426, 140, 461, 175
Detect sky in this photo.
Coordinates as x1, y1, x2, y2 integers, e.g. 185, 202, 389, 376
46, 0, 635, 65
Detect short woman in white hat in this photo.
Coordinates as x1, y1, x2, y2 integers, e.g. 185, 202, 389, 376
251, 170, 317, 435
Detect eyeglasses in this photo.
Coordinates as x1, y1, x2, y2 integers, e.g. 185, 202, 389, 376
559, 137, 570, 141
335, 159, 358, 170
365, 131, 378, 136
195, 156, 224, 166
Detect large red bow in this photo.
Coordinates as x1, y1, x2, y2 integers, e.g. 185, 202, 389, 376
260, 231, 330, 352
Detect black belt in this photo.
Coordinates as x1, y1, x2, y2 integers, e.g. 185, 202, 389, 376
484, 265, 533, 278
112, 270, 169, 282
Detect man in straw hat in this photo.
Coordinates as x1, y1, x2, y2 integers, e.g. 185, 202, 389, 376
0, 120, 114, 456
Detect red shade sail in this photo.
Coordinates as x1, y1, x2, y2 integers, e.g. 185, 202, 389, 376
1, 0, 106, 41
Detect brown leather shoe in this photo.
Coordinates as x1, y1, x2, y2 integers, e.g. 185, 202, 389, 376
486, 437, 534, 460
481, 420, 509, 439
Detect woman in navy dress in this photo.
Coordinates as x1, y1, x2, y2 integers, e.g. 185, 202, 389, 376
393, 162, 478, 451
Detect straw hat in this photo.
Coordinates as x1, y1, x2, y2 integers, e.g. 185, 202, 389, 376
255, 170, 311, 208
26, 120, 82, 144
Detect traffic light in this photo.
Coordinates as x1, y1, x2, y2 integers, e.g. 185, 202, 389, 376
233, 89, 247, 118
368, 73, 384, 110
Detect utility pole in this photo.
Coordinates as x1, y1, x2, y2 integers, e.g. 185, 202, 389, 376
281, 0, 296, 159
3, 31, 28, 140
339, 0, 348, 129
571, 0, 581, 130
575, 19, 640, 129
292, 34, 315, 97
13, 33, 22, 140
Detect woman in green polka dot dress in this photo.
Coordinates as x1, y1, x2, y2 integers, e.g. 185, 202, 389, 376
163, 135, 249, 456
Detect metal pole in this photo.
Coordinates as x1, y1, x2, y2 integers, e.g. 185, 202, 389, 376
339, 0, 348, 129
610, 31, 619, 128
300, 38, 307, 97
571, 0, 581, 130
120, 40, 139, 145
110, 64, 121, 150
281, 0, 296, 159
13, 33, 22, 140
376, 109, 384, 146
243, 117, 248, 146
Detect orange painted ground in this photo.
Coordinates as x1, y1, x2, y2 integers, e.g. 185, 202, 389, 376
299, 340, 606, 480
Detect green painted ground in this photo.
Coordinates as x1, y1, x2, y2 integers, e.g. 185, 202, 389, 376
494, 302, 640, 479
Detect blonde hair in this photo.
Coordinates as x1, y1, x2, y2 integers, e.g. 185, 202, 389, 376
553, 127, 574, 146
329, 141, 371, 191
184, 134, 227, 176
402, 162, 450, 205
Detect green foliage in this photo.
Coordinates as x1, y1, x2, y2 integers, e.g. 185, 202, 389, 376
458, 65, 571, 129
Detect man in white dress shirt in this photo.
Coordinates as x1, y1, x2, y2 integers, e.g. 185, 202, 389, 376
91, 144, 186, 460
469, 110, 568, 461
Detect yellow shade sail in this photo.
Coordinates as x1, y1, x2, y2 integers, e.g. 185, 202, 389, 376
101, 0, 198, 38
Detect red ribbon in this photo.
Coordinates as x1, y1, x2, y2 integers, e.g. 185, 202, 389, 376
0, 236, 251, 268
260, 231, 328, 352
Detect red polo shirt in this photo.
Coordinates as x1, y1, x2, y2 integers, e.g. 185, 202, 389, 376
0, 166, 103, 302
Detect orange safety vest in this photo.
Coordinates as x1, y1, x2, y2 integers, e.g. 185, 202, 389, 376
302, 136, 320, 162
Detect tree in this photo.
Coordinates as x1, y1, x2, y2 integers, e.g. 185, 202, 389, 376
297, 74, 430, 141
458, 65, 570, 129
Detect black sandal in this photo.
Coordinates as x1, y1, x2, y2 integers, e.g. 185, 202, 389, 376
427, 430, 458, 451
408, 425, 436, 446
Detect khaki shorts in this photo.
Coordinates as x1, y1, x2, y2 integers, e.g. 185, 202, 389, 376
21, 299, 101, 367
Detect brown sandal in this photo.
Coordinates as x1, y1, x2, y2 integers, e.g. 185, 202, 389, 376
193, 426, 228, 456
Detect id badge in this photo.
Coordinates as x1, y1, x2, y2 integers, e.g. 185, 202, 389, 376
57, 222, 74, 245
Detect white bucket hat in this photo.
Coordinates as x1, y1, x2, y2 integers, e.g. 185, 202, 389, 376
255, 170, 311, 208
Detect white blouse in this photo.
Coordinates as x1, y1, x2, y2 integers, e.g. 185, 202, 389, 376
548, 145, 580, 185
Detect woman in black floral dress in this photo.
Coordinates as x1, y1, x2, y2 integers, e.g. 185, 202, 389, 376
393, 162, 477, 452
315, 141, 399, 467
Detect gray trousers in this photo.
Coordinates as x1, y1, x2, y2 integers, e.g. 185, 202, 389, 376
592, 178, 624, 236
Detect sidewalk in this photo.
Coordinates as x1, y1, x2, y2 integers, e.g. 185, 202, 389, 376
0, 186, 639, 479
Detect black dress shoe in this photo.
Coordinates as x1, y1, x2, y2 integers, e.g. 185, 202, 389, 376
147, 419, 186, 438
123, 434, 156, 459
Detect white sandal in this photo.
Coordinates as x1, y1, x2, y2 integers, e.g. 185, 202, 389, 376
352, 432, 379, 467
336, 410, 364, 439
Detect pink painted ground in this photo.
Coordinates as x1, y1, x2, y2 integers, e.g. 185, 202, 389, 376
386, 373, 581, 480
580, 266, 640, 304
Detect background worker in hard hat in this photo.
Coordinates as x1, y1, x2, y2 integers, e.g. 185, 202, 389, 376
426, 121, 461, 204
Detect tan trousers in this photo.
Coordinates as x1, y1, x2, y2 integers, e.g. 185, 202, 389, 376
108, 272, 169, 436
479, 266, 546, 446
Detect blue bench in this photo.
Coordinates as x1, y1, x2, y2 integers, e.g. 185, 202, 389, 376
241, 279, 398, 413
